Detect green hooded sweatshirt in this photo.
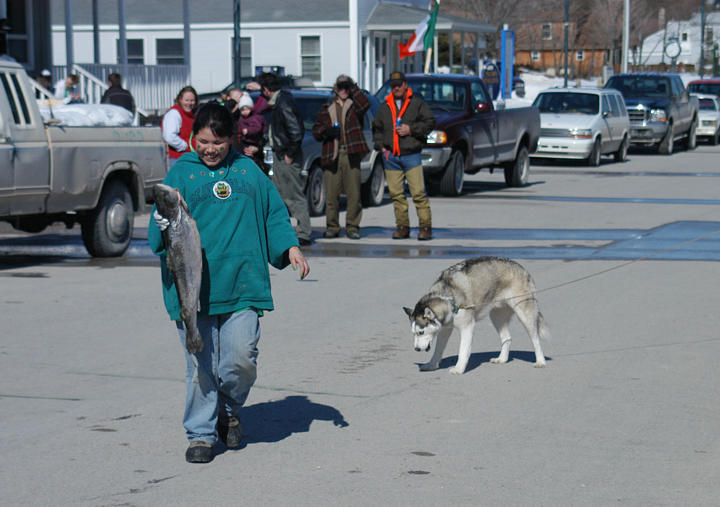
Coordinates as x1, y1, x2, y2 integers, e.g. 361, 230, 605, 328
148, 149, 299, 320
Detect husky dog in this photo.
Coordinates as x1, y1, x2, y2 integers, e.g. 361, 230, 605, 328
403, 257, 549, 374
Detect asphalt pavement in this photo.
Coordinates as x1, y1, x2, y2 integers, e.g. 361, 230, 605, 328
1, 144, 720, 506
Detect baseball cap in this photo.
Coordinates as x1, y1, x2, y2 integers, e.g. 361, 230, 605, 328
389, 71, 406, 87
40, 69, 52, 77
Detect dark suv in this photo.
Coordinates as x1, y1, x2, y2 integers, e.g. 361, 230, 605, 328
604, 73, 699, 154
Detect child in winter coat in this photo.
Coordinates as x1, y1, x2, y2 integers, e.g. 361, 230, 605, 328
236, 94, 268, 170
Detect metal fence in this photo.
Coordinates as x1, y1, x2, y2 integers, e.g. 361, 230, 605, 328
52, 63, 189, 114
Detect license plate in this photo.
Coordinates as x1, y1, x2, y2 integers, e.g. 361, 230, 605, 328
263, 147, 273, 165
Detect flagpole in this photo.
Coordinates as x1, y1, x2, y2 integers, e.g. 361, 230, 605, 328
424, 47, 433, 74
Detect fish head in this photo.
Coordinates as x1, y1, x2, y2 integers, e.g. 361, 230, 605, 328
153, 183, 181, 220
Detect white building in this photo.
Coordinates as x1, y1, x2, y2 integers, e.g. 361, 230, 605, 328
637, 11, 720, 72
50, 0, 495, 96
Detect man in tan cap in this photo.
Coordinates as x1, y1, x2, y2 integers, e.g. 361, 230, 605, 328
372, 71, 435, 240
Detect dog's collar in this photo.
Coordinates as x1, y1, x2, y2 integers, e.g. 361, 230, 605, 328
437, 295, 460, 314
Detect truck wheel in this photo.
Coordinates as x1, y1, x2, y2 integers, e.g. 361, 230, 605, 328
81, 179, 134, 257
504, 145, 530, 187
685, 118, 697, 150
439, 151, 465, 196
361, 158, 385, 207
713, 129, 720, 146
305, 164, 325, 217
658, 124, 674, 155
586, 138, 601, 167
614, 135, 628, 163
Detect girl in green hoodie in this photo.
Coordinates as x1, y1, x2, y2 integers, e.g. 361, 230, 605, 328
149, 103, 310, 463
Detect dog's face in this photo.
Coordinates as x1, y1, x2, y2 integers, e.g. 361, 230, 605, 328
403, 305, 442, 352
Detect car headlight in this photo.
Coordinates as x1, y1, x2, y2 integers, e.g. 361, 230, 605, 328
426, 130, 448, 144
649, 109, 668, 122
568, 128, 593, 139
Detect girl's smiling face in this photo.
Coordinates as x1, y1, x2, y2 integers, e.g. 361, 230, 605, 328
195, 127, 231, 167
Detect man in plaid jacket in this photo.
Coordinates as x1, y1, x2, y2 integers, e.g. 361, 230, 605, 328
312, 75, 370, 239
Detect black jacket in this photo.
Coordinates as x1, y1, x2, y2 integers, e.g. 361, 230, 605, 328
268, 90, 304, 159
101, 85, 135, 113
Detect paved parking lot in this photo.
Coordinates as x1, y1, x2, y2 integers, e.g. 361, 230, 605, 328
1, 145, 720, 505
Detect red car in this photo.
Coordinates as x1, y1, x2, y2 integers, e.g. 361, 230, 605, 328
687, 78, 720, 97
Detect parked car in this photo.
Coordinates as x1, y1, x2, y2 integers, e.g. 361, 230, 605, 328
604, 73, 698, 154
530, 87, 630, 166
1, 59, 167, 257
198, 75, 315, 103
260, 89, 385, 216
691, 93, 720, 145
375, 73, 540, 195
687, 78, 720, 97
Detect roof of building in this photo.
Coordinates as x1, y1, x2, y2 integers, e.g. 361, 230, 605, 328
51, 0, 349, 25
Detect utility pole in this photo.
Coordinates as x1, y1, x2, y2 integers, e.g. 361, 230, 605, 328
563, 0, 569, 87
701, 0, 706, 78
622, 0, 629, 73
234, 0, 242, 87
118, 0, 127, 64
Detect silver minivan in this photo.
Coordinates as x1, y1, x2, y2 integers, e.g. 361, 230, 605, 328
531, 88, 630, 166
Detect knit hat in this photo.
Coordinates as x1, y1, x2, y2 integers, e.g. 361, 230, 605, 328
237, 93, 254, 110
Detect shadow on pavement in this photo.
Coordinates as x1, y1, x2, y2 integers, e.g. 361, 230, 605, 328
233, 395, 349, 449
422, 350, 552, 373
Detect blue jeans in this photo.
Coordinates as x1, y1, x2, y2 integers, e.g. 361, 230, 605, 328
176, 310, 260, 443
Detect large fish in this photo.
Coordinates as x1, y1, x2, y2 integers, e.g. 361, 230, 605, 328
153, 183, 203, 354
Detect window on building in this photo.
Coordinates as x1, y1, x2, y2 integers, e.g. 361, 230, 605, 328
301, 36, 321, 81
576, 50, 585, 61
117, 39, 144, 64
156, 39, 184, 65
6, 0, 31, 66
682, 32, 688, 41
531, 51, 540, 62
230, 37, 252, 76
706, 28, 714, 48
542, 23, 552, 40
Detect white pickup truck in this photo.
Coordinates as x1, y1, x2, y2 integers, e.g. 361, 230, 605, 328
0, 59, 167, 257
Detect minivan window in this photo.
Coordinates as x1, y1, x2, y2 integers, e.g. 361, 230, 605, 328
602, 95, 612, 115
608, 94, 622, 117
533, 92, 599, 115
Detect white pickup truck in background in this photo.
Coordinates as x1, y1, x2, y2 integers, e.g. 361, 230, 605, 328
0, 58, 167, 257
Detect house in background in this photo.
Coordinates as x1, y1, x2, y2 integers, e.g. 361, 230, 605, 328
638, 11, 720, 73
48, 0, 494, 102
515, 20, 608, 79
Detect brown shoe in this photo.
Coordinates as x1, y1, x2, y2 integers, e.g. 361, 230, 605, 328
418, 227, 432, 241
392, 226, 410, 239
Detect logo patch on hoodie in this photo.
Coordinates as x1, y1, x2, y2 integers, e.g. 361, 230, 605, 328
213, 181, 232, 199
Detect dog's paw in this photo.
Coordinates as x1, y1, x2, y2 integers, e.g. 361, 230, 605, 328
419, 362, 439, 372
534, 361, 546, 368
448, 366, 465, 375
490, 356, 508, 364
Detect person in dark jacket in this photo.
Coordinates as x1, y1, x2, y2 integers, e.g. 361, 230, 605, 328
258, 72, 311, 246
311, 75, 370, 239
372, 71, 435, 240
101, 73, 135, 113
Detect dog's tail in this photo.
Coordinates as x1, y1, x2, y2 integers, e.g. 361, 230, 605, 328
536, 311, 551, 343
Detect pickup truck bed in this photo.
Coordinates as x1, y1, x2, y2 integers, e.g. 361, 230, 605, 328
0, 59, 167, 257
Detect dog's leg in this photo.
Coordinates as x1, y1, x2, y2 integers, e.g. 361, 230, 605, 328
419, 327, 451, 371
489, 306, 513, 364
513, 299, 547, 367
449, 311, 474, 374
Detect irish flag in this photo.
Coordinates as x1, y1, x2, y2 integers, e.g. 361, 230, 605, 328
398, 1, 440, 60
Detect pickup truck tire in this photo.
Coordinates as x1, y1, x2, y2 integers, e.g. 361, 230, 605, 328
439, 151, 465, 196
586, 138, 601, 167
685, 118, 697, 150
305, 163, 326, 217
614, 135, 628, 163
361, 158, 386, 207
658, 123, 674, 155
504, 145, 530, 187
81, 179, 134, 257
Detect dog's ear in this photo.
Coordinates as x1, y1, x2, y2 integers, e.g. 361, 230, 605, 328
403, 306, 413, 318
423, 307, 436, 321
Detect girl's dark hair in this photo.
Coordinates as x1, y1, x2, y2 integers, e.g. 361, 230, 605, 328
175, 85, 198, 105
192, 102, 236, 138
